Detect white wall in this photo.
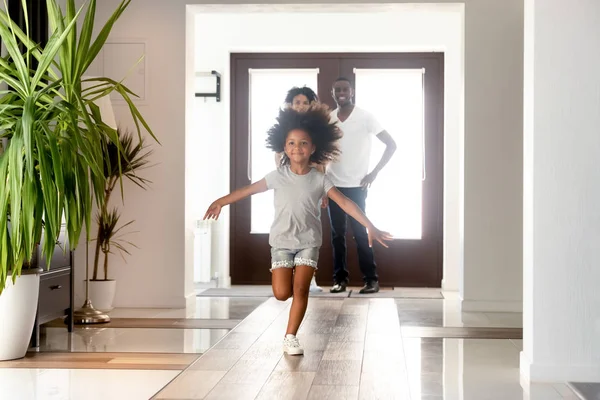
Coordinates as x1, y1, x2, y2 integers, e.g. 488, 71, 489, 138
81, 0, 523, 311
460, 0, 523, 312
72, 0, 189, 308
522, 0, 600, 382
188, 5, 464, 292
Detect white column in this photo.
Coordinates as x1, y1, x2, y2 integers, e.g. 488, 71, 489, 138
521, 0, 600, 382
460, 0, 524, 312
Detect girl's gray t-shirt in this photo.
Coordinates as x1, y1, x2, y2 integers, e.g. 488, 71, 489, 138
264, 166, 335, 249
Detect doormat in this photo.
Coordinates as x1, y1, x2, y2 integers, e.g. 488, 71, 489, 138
197, 285, 350, 298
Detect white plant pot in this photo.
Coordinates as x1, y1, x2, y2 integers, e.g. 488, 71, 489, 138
0, 271, 40, 361
85, 280, 117, 312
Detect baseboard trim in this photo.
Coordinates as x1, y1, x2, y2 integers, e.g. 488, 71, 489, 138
520, 351, 532, 382
218, 275, 232, 288
461, 298, 522, 312
441, 279, 459, 292
520, 351, 600, 382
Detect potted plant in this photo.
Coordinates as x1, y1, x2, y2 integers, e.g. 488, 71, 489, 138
88, 129, 152, 311
0, 0, 156, 360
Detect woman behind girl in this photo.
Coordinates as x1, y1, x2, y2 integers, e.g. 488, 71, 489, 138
204, 104, 391, 355
278, 86, 325, 293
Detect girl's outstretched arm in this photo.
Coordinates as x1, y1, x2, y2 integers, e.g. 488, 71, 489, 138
326, 187, 393, 248
204, 179, 268, 220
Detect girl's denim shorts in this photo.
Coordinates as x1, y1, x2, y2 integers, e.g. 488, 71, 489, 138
270, 247, 319, 272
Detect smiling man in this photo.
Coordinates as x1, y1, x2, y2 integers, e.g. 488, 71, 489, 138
327, 77, 397, 294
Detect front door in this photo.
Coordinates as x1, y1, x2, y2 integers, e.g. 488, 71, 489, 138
230, 53, 444, 287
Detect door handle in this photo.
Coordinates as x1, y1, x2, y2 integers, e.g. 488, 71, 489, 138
421, 71, 426, 182
247, 129, 252, 182
247, 68, 252, 182
50, 285, 62, 290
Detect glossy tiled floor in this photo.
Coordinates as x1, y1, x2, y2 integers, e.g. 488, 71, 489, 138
569, 383, 600, 399
154, 297, 574, 400
34, 297, 267, 354
39, 327, 230, 354
0, 369, 179, 400
110, 297, 267, 320
0, 293, 582, 399
395, 295, 523, 328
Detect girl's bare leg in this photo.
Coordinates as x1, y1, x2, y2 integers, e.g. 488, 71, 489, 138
272, 268, 294, 301
286, 266, 314, 335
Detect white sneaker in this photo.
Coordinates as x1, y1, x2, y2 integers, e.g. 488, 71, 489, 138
283, 334, 304, 355
309, 276, 323, 293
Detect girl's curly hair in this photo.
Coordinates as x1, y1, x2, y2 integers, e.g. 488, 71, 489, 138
266, 103, 342, 166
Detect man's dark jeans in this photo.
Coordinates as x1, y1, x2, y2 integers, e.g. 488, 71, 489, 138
328, 187, 378, 284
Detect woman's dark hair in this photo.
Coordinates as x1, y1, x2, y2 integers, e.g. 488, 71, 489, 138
266, 103, 342, 166
284, 86, 318, 104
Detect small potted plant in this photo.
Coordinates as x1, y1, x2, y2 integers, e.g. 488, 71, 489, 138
88, 129, 152, 311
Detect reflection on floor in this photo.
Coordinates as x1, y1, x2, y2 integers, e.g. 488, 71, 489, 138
568, 382, 600, 400
0, 295, 270, 399
45, 317, 241, 330
27, 296, 270, 355
400, 326, 522, 339
395, 293, 523, 328
0, 352, 199, 370
0, 290, 584, 399
154, 298, 574, 400
110, 296, 268, 320
38, 327, 230, 354
0, 369, 180, 400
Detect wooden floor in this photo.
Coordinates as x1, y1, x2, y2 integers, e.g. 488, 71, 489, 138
0, 352, 200, 370
154, 297, 522, 400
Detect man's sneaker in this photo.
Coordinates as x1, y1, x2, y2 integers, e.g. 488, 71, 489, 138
330, 282, 347, 293
283, 334, 304, 355
309, 276, 323, 293
359, 281, 380, 294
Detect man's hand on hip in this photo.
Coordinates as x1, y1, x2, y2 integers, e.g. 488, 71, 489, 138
361, 171, 378, 190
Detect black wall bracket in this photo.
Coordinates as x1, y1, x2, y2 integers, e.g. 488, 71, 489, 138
195, 71, 221, 102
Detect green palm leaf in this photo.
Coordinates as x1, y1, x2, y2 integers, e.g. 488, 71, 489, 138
30, 5, 82, 91
0, 0, 158, 295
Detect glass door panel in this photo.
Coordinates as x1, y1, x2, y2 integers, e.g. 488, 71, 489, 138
354, 68, 425, 239
248, 69, 319, 233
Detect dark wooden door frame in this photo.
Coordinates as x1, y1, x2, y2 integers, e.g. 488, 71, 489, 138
7, 0, 48, 64
229, 55, 340, 286
230, 52, 444, 287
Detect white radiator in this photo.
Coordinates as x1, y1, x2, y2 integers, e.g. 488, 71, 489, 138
193, 220, 212, 283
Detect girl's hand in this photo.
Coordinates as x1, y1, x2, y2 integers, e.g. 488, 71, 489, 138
321, 197, 329, 208
367, 227, 393, 248
204, 201, 223, 220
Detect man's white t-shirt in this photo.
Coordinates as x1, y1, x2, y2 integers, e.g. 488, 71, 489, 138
328, 106, 383, 188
